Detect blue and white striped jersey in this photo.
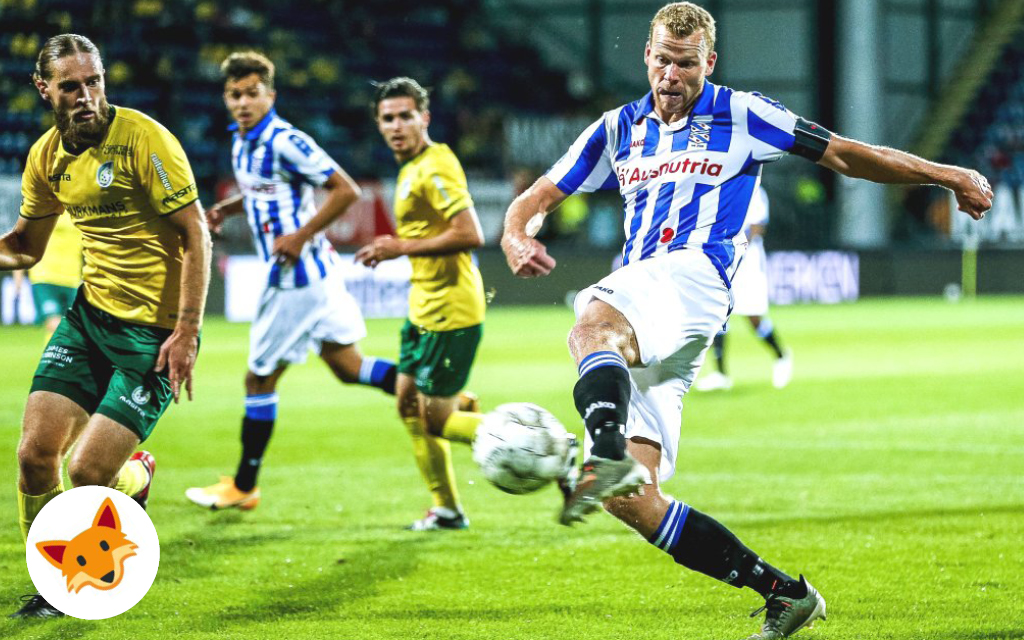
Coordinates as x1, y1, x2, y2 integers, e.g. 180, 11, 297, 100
546, 80, 802, 286
229, 108, 341, 289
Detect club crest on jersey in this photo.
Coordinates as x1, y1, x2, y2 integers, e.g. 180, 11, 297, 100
688, 115, 712, 150
96, 162, 114, 188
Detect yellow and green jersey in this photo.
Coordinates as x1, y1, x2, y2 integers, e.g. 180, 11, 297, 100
28, 213, 82, 288
394, 143, 485, 332
20, 106, 198, 328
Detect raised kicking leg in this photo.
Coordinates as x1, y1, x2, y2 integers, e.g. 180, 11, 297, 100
560, 299, 651, 524
604, 438, 826, 640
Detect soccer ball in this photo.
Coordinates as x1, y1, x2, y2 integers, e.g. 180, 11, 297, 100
472, 402, 578, 495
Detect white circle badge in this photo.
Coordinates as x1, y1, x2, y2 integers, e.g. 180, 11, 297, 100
26, 486, 160, 619
96, 161, 114, 188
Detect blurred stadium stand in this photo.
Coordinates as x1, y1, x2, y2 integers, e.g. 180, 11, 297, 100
1, 0, 1022, 305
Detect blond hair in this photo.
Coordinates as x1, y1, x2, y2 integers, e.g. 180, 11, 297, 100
649, 2, 716, 53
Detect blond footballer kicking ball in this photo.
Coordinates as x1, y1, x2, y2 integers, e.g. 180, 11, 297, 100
472, 403, 578, 495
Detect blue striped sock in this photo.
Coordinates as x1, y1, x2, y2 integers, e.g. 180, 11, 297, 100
358, 356, 397, 394
245, 393, 278, 421
650, 500, 691, 553
577, 350, 628, 376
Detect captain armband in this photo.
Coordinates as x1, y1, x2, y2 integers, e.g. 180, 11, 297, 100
791, 118, 833, 162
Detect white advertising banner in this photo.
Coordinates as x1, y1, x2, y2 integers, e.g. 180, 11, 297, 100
225, 254, 411, 322
767, 251, 859, 305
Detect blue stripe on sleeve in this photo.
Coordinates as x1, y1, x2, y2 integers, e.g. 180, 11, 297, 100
620, 188, 648, 266
640, 182, 676, 259
614, 106, 636, 162
556, 122, 609, 195
747, 109, 795, 151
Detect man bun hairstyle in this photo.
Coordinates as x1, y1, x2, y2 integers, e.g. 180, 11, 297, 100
34, 34, 101, 83
371, 76, 430, 118
650, 2, 716, 53
221, 51, 275, 90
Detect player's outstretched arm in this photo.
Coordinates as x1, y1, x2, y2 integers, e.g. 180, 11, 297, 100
0, 215, 58, 270
273, 170, 361, 263
819, 135, 993, 220
354, 208, 484, 268
500, 176, 565, 278
157, 201, 212, 403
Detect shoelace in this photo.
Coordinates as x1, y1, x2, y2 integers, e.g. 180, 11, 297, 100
749, 594, 791, 622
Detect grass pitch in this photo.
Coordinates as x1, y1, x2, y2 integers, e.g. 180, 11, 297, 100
1, 297, 1022, 640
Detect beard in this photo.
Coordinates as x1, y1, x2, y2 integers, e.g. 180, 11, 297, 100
55, 97, 111, 150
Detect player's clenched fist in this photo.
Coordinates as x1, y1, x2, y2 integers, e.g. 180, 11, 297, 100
950, 168, 994, 221
501, 233, 556, 278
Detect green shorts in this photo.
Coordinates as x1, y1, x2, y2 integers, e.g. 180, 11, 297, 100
30, 290, 175, 442
398, 321, 482, 397
32, 283, 77, 321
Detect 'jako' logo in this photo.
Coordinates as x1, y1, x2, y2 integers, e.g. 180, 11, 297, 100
27, 486, 160, 619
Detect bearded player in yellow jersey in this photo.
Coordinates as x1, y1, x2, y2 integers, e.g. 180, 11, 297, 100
357, 78, 488, 531
0, 35, 212, 618
12, 213, 83, 338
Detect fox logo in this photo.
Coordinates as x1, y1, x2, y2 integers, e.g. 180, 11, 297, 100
36, 498, 138, 593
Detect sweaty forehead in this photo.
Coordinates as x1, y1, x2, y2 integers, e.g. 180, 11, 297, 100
50, 53, 103, 81
650, 25, 708, 56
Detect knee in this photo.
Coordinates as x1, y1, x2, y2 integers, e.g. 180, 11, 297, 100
423, 415, 446, 437
17, 441, 60, 487
568, 320, 624, 362
245, 371, 275, 395
67, 456, 117, 488
396, 392, 419, 420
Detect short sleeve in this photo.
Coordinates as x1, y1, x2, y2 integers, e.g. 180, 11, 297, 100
424, 152, 473, 220
136, 123, 198, 215
277, 129, 340, 187
19, 147, 62, 219
744, 92, 800, 164
545, 116, 615, 195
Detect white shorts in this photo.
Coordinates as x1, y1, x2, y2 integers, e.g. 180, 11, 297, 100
574, 249, 731, 481
730, 240, 769, 317
248, 274, 367, 376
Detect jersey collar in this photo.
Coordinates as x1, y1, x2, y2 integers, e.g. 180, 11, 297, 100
632, 79, 715, 126
228, 107, 277, 141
